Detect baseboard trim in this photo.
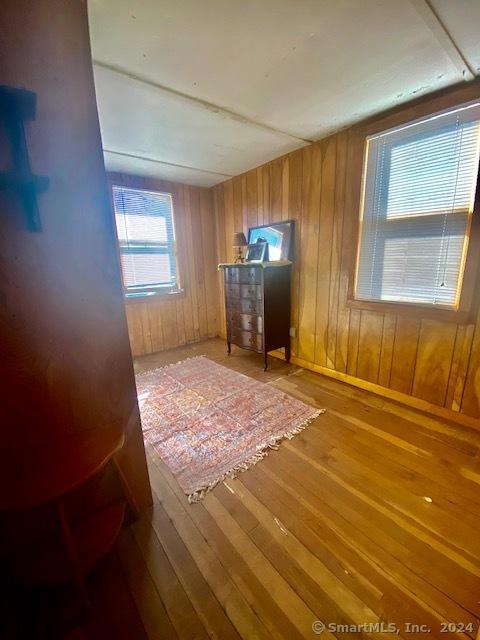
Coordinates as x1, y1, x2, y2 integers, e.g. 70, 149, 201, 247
270, 350, 480, 432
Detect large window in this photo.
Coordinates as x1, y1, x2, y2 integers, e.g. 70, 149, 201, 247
112, 185, 179, 298
355, 102, 480, 309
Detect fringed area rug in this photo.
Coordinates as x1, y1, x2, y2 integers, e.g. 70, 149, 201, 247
136, 356, 324, 502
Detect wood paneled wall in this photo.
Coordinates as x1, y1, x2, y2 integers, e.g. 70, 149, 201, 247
213, 84, 480, 422
108, 173, 219, 357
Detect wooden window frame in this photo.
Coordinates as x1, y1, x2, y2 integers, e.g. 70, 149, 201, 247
108, 176, 186, 303
345, 82, 480, 324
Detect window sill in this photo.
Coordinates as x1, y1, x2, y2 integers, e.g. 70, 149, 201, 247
346, 297, 474, 324
124, 288, 185, 304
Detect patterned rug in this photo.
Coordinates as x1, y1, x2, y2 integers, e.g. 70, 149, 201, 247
136, 356, 324, 502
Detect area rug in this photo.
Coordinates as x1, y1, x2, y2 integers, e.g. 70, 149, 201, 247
136, 356, 324, 502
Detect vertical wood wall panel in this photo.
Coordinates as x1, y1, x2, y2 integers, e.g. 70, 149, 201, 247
246, 170, 258, 230
256, 168, 265, 227
270, 158, 283, 223
378, 314, 396, 388
326, 131, 347, 371
386, 317, 421, 395
288, 150, 304, 358
108, 173, 219, 357
412, 321, 457, 406
357, 311, 384, 384
461, 309, 480, 416
213, 184, 227, 343
314, 137, 336, 367
346, 308, 361, 377
297, 145, 321, 362
447, 324, 474, 412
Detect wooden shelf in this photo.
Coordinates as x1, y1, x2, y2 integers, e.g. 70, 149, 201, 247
0, 427, 124, 511
10, 502, 126, 586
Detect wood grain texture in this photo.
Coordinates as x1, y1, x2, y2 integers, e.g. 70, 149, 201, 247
214, 84, 480, 419
107, 173, 219, 357
118, 339, 480, 640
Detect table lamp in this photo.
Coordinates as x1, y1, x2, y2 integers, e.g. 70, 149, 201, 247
233, 232, 247, 263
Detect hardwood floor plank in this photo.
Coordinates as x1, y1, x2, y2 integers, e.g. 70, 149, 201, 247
130, 517, 210, 640
116, 528, 180, 640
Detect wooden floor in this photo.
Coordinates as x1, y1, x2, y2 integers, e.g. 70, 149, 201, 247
86, 339, 480, 639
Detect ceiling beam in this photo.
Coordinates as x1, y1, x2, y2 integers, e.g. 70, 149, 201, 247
410, 0, 476, 80
103, 148, 234, 179
93, 60, 313, 144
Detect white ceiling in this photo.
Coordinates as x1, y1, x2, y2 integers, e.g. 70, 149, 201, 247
88, 0, 480, 187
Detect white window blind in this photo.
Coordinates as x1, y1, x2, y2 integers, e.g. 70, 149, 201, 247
355, 102, 480, 308
112, 186, 179, 297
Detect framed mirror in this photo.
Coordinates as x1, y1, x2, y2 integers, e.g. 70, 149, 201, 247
247, 220, 295, 261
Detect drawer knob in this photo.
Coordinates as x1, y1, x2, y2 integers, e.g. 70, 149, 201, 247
249, 336, 256, 345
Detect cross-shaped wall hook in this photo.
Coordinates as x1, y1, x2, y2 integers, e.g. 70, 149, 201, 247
0, 85, 49, 232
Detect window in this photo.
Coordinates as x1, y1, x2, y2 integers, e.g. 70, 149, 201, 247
112, 185, 179, 298
354, 102, 480, 309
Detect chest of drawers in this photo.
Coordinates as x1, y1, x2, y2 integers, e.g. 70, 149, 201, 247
219, 262, 291, 370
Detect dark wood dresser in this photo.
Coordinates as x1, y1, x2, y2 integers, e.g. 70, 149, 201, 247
219, 262, 291, 370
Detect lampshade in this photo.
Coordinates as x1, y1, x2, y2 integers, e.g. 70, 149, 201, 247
233, 232, 247, 247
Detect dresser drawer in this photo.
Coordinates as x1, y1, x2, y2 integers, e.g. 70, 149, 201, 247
229, 329, 263, 352
225, 283, 262, 301
225, 267, 240, 283
225, 283, 241, 298
227, 311, 263, 334
225, 266, 261, 284
227, 297, 262, 314
239, 284, 262, 300
239, 267, 261, 284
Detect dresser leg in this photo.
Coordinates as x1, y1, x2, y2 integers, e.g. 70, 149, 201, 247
263, 353, 268, 371
285, 344, 291, 363
227, 341, 231, 355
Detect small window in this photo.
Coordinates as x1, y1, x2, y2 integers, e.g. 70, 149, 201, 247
112, 185, 180, 298
355, 102, 480, 309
